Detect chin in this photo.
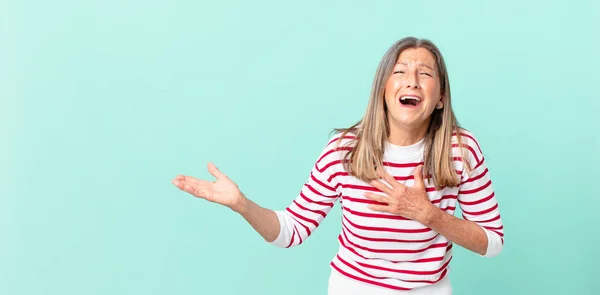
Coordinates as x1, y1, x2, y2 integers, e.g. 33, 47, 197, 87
393, 115, 428, 128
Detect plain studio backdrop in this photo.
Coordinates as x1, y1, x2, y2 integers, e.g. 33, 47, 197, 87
2, 0, 599, 294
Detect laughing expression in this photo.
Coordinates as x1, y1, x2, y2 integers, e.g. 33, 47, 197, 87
384, 47, 444, 131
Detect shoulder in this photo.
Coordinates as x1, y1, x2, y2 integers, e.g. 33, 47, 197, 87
451, 128, 485, 166
314, 130, 357, 169
324, 130, 358, 150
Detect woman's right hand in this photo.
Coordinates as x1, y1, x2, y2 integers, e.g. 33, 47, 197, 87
172, 162, 247, 213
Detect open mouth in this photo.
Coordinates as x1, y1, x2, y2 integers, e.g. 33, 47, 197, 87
399, 96, 422, 107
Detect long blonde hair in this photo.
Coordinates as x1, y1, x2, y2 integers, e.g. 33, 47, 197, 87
334, 37, 470, 190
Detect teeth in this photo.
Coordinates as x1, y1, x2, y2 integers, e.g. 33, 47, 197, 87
400, 96, 421, 101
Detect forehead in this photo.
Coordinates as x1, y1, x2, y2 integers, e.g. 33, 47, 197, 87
395, 47, 436, 68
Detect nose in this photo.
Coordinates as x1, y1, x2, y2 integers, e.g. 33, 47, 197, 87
405, 72, 419, 89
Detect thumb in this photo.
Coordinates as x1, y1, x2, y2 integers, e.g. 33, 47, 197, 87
413, 165, 425, 189
207, 162, 227, 180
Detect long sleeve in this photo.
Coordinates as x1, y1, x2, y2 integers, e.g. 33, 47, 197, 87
456, 132, 504, 257
269, 134, 348, 248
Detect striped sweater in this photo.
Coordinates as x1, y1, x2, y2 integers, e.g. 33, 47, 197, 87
269, 130, 504, 291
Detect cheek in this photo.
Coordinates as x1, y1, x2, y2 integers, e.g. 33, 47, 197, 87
384, 93, 395, 110
383, 79, 394, 107
423, 80, 441, 99
385, 78, 402, 97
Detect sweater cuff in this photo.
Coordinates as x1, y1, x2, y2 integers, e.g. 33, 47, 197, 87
268, 210, 290, 248
481, 227, 503, 258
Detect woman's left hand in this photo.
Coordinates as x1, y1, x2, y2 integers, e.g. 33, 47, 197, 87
364, 165, 436, 224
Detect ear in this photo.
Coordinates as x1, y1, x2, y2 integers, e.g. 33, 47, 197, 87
436, 94, 444, 109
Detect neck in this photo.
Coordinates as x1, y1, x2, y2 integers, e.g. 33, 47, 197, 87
387, 119, 430, 146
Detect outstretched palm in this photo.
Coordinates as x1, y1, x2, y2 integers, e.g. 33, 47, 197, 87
172, 162, 245, 212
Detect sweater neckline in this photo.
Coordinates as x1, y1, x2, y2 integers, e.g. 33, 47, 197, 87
384, 137, 425, 159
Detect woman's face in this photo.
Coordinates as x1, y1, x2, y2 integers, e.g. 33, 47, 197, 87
384, 47, 443, 131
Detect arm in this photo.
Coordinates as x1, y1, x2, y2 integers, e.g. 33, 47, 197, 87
172, 162, 282, 242
364, 136, 504, 257
420, 134, 503, 257
267, 137, 344, 248
421, 204, 490, 256
222, 157, 342, 247
448, 136, 504, 257
172, 134, 346, 247
236, 196, 281, 243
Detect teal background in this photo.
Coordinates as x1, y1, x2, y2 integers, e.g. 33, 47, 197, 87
2, 0, 599, 294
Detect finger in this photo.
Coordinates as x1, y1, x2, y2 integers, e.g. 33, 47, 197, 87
377, 168, 403, 189
181, 175, 213, 188
368, 204, 391, 212
172, 176, 213, 199
363, 192, 389, 204
207, 162, 227, 180
413, 165, 425, 189
173, 179, 198, 195
172, 176, 196, 193
172, 175, 198, 187
173, 175, 197, 186
171, 175, 188, 189
369, 179, 393, 195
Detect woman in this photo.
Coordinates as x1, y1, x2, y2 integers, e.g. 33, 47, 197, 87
172, 37, 504, 294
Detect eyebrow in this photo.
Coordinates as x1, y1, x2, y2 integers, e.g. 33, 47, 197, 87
397, 62, 435, 71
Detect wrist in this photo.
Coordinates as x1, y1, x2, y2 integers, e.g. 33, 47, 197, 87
233, 193, 249, 215
418, 203, 440, 226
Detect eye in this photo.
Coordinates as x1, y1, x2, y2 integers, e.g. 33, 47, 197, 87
393, 71, 405, 74
419, 72, 432, 77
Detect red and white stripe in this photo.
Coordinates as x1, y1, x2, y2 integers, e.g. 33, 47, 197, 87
270, 130, 504, 290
